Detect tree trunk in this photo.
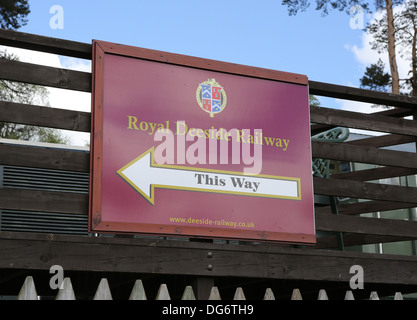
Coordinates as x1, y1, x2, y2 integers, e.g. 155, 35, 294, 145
412, 22, 417, 97
385, 0, 400, 94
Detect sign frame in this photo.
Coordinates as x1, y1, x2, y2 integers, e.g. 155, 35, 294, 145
90, 40, 315, 244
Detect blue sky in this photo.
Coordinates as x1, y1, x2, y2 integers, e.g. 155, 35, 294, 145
20, 0, 371, 87
7, 0, 390, 145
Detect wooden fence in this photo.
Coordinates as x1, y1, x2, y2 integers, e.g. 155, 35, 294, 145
1, 29, 417, 298
15, 276, 404, 300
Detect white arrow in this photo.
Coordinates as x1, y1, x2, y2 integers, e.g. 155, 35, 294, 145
117, 147, 301, 205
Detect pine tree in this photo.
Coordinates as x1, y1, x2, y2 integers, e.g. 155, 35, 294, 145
0, 0, 30, 30
360, 58, 391, 91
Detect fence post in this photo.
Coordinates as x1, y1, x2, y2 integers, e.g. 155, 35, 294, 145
17, 276, 38, 300
93, 278, 112, 300
394, 292, 403, 300
192, 277, 214, 300
344, 290, 355, 300
317, 289, 328, 300
263, 288, 275, 300
369, 291, 379, 300
55, 277, 75, 300
233, 287, 246, 300
208, 286, 221, 300
156, 284, 171, 300
291, 288, 303, 300
181, 286, 196, 300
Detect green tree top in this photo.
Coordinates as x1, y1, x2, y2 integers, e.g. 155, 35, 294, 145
360, 58, 391, 91
0, 0, 30, 30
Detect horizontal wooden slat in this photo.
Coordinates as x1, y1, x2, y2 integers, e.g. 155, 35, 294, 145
0, 143, 90, 172
2, 230, 417, 285
315, 212, 417, 238
309, 81, 417, 110
96, 41, 308, 85
310, 106, 417, 136
310, 123, 337, 136
0, 188, 88, 214
310, 107, 414, 137
0, 58, 91, 92
316, 200, 416, 216
340, 200, 417, 215
347, 134, 416, 148
0, 29, 92, 60
0, 100, 91, 132
316, 233, 417, 249
313, 177, 417, 203
312, 140, 417, 169
1, 29, 416, 108
331, 167, 417, 182
371, 107, 415, 118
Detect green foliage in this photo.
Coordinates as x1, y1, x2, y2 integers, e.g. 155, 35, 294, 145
309, 94, 321, 106
366, 0, 417, 96
0, 51, 69, 144
282, 0, 370, 15
360, 58, 391, 91
0, 0, 30, 30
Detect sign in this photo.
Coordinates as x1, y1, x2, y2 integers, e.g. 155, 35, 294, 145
90, 40, 315, 244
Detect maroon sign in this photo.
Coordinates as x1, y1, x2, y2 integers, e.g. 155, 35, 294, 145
90, 40, 315, 244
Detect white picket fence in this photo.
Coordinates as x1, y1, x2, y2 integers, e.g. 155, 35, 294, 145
15, 276, 405, 300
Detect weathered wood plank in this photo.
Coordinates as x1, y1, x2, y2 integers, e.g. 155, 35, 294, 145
96, 41, 308, 86
0, 100, 91, 132
0, 29, 92, 60
316, 200, 416, 216
1, 29, 417, 108
310, 106, 417, 136
315, 211, 417, 238
0, 58, 91, 92
330, 167, 417, 182
0, 188, 88, 214
2, 188, 411, 248
2, 231, 417, 285
0, 143, 90, 172
309, 81, 417, 109
313, 177, 417, 203
312, 141, 417, 169
310, 107, 414, 137
311, 123, 337, 136
317, 233, 417, 248
346, 134, 416, 148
